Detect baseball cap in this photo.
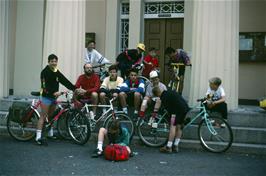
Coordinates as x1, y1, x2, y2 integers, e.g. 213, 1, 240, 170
149, 70, 159, 79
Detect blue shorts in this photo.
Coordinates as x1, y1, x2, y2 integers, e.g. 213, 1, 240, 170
41, 96, 56, 106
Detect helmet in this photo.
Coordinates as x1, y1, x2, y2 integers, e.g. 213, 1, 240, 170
137, 43, 145, 51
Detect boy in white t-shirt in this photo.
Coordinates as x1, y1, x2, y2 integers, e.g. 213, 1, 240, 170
206, 77, 228, 120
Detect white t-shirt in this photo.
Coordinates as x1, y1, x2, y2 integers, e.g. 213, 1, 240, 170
84, 48, 111, 73
206, 86, 225, 101
146, 82, 167, 97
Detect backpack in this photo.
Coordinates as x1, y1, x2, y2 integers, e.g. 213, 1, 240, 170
8, 101, 31, 123
104, 144, 129, 161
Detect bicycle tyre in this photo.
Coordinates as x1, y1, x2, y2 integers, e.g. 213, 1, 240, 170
198, 116, 233, 153
104, 113, 135, 139
56, 111, 71, 140
137, 114, 169, 147
7, 109, 39, 141
67, 109, 91, 145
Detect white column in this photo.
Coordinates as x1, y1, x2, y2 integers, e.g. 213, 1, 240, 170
0, 0, 9, 97
43, 0, 85, 85
128, 0, 144, 48
105, 0, 119, 62
189, 0, 239, 110
13, 0, 45, 95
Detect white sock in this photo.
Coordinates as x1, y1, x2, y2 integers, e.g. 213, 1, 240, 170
134, 110, 138, 114
48, 128, 54, 137
122, 107, 128, 114
36, 130, 42, 141
97, 141, 103, 151
174, 138, 180, 146
166, 141, 173, 148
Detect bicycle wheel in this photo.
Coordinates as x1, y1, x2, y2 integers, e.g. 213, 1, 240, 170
104, 113, 134, 139
7, 109, 39, 141
137, 115, 169, 147
56, 111, 71, 140
67, 109, 91, 145
137, 75, 151, 89
198, 116, 233, 153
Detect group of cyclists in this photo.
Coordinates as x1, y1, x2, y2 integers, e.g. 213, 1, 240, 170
37, 40, 228, 157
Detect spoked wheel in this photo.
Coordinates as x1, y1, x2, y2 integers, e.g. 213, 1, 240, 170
137, 115, 169, 147
198, 116, 233, 153
7, 110, 39, 141
56, 111, 71, 140
104, 113, 135, 139
67, 109, 91, 145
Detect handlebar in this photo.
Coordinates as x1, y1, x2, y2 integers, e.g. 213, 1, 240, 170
171, 63, 192, 67
197, 98, 207, 103
92, 63, 111, 69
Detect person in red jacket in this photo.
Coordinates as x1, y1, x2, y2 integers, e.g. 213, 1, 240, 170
74, 63, 100, 113
142, 47, 159, 78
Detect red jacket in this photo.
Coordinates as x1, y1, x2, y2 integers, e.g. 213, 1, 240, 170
142, 55, 159, 78
75, 74, 100, 95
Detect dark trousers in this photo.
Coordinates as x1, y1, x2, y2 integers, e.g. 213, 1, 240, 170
207, 102, 228, 119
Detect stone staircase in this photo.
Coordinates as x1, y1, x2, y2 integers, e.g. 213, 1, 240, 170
1, 96, 266, 155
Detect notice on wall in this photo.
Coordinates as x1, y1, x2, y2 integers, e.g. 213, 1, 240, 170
239, 38, 253, 50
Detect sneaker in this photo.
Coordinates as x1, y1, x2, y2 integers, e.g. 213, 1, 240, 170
47, 135, 57, 140
221, 123, 226, 128
159, 146, 172, 153
91, 149, 103, 158
172, 145, 179, 153
35, 138, 48, 146
133, 113, 138, 122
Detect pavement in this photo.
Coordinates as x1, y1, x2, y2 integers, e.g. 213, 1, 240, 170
0, 134, 266, 176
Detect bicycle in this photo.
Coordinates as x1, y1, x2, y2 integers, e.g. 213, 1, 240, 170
6, 91, 73, 141
67, 97, 135, 145
92, 63, 111, 82
137, 98, 233, 153
168, 63, 191, 93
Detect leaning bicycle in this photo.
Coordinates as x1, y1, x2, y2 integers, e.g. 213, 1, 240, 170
67, 97, 134, 145
6, 91, 73, 141
137, 98, 233, 153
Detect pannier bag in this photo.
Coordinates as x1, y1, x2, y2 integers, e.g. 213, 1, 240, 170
8, 101, 31, 123
104, 144, 129, 161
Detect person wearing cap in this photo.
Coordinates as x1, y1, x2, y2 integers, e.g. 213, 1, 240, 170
116, 43, 145, 79
139, 70, 167, 120
142, 47, 159, 78
164, 47, 191, 95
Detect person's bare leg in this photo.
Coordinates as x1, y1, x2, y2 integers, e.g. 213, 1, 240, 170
134, 92, 141, 112
91, 92, 98, 114
99, 92, 106, 105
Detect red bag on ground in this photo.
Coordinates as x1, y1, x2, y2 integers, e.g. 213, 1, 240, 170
104, 144, 129, 161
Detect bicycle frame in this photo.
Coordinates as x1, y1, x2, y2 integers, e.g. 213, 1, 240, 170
80, 98, 118, 130
183, 101, 217, 136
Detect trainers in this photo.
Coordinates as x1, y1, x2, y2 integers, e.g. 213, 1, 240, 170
172, 145, 179, 153
221, 123, 226, 128
91, 149, 103, 158
35, 138, 48, 146
47, 136, 57, 140
159, 146, 172, 153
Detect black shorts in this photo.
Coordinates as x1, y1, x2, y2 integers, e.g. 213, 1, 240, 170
171, 112, 187, 125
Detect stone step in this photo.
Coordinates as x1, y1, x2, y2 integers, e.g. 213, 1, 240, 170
183, 124, 266, 145
187, 108, 266, 128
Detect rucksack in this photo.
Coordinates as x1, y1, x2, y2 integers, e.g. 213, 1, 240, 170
104, 144, 129, 161
8, 101, 31, 123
